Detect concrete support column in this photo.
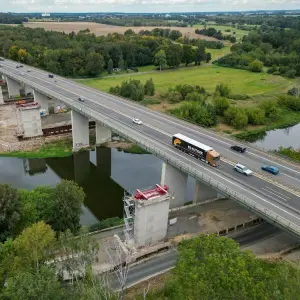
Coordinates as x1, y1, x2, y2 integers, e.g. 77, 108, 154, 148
25, 85, 33, 96
193, 180, 221, 204
96, 122, 111, 145
0, 86, 4, 105
34, 90, 49, 116
161, 162, 188, 209
71, 109, 89, 151
6, 77, 21, 98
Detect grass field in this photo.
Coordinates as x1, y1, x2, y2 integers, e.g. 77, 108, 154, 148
81, 65, 293, 97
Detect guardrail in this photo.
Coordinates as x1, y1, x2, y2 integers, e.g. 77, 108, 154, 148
3, 69, 300, 237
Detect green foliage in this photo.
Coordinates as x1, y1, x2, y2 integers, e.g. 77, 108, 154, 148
50, 180, 85, 233
89, 217, 124, 232
110, 79, 146, 101
194, 43, 207, 65
0, 184, 20, 242
107, 58, 113, 75
166, 44, 183, 68
164, 90, 182, 103
175, 84, 196, 99
144, 78, 155, 96
215, 83, 231, 98
246, 107, 266, 125
249, 59, 263, 72
213, 97, 229, 116
275, 147, 300, 162
170, 102, 217, 127
165, 235, 300, 300
228, 94, 250, 100
185, 92, 205, 103
85, 51, 105, 76
278, 95, 300, 111
259, 99, 281, 121
182, 44, 194, 66
224, 106, 248, 129
154, 49, 167, 71
4, 266, 65, 300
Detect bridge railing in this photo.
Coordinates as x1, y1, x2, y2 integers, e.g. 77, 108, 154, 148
2, 69, 300, 237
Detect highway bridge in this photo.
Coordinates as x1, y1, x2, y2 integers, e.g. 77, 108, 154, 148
1, 59, 300, 237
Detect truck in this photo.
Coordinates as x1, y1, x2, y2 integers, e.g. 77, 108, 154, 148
172, 133, 220, 167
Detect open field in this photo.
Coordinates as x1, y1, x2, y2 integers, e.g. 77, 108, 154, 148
21, 22, 219, 41
81, 65, 293, 97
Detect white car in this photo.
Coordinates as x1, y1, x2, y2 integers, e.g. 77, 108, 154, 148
27, 69, 31, 72
234, 163, 253, 176
133, 118, 142, 125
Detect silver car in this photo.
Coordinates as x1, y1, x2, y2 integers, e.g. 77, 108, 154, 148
234, 163, 253, 176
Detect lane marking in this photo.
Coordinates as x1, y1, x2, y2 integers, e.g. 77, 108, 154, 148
5, 60, 300, 176
3, 64, 300, 225
263, 186, 291, 199
262, 188, 289, 202
282, 172, 300, 183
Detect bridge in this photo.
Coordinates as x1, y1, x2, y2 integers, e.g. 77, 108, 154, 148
1, 59, 300, 237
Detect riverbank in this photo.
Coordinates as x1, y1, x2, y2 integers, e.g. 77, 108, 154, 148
275, 147, 300, 162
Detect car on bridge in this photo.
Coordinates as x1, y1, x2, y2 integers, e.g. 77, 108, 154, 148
261, 165, 279, 175
133, 118, 142, 125
16, 65, 23, 68
48, 74, 54, 78
78, 96, 85, 102
234, 163, 253, 176
231, 145, 246, 153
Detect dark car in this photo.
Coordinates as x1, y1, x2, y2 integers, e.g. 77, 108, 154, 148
16, 65, 23, 68
230, 145, 246, 153
48, 74, 54, 78
78, 96, 85, 102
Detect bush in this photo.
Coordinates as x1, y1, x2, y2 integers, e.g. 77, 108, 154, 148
278, 95, 300, 111
215, 83, 231, 98
175, 84, 195, 99
166, 91, 182, 103
224, 107, 248, 129
259, 99, 281, 121
185, 92, 205, 103
110, 79, 145, 102
249, 59, 263, 72
144, 78, 155, 96
228, 94, 250, 100
213, 97, 229, 116
286, 69, 296, 78
170, 102, 217, 127
246, 107, 266, 125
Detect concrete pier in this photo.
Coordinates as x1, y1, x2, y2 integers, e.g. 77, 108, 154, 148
96, 146, 111, 178
161, 162, 188, 208
71, 110, 89, 151
24, 85, 33, 96
193, 180, 220, 204
96, 122, 111, 145
34, 90, 49, 115
6, 77, 21, 98
0, 86, 4, 105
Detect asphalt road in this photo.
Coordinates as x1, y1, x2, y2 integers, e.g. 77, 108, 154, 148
110, 223, 284, 290
1, 60, 300, 230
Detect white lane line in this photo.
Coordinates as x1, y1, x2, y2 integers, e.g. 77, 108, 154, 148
262, 188, 289, 202
4, 61, 300, 176
263, 186, 291, 199
282, 172, 300, 183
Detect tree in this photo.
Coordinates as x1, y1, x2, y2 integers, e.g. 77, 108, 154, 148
249, 59, 263, 72
215, 83, 231, 98
246, 107, 266, 125
118, 54, 125, 70
124, 29, 135, 35
194, 43, 206, 65
185, 92, 204, 103
4, 266, 65, 300
107, 58, 113, 74
17, 48, 28, 62
144, 78, 155, 96
213, 97, 230, 116
166, 44, 182, 68
13, 221, 55, 273
259, 99, 281, 121
182, 45, 194, 66
0, 184, 20, 242
206, 52, 212, 63
85, 52, 105, 76
224, 107, 248, 129
168, 235, 300, 300
49, 180, 85, 234
154, 49, 167, 71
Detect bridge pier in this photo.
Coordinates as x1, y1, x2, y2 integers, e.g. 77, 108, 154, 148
96, 122, 111, 145
34, 90, 49, 115
73, 151, 90, 184
161, 162, 188, 208
24, 85, 33, 96
71, 110, 89, 151
0, 86, 4, 105
193, 180, 223, 204
6, 77, 21, 98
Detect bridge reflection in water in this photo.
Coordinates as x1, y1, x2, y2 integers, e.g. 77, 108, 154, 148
25, 147, 125, 223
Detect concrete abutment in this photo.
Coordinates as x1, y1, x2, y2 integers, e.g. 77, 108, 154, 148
6, 77, 21, 98
96, 122, 111, 145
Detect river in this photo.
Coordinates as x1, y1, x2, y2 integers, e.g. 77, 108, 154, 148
0, 147, 196, 226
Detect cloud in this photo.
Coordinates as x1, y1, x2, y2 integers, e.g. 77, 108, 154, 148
3, 0, 300, 12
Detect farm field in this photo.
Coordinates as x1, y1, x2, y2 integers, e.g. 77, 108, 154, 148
81, 65, 293, 97
22, 22, 219, 41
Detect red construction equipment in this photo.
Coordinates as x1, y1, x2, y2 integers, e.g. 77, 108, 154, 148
134, 184, 169, 200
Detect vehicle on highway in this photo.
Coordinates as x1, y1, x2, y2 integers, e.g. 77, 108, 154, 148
48, 74, 54, 78
133, 118, 142, 125
234, 163, 253, 176
16, 65, 23, 68
0, 64, 3, 68
0, 57, 4, 61
27, 69, 31, 72
231, 145, 246, 153
261, 165, 279, 175
78, 96, 85, 102
18, 72, 25, 76
172, 133, 220, 167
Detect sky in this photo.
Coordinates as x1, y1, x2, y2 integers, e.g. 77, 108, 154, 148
1, 0, 300, 13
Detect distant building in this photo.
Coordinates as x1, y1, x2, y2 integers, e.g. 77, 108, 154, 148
42, 13, 50, 17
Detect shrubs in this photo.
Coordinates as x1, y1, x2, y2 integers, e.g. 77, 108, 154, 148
224, 107, 248, 129
144, 78, 155, 96
249, 59, 263, 72
213, 97, 229, 116
228, 94, 250, 100
215, 83, 231, 98
278, 95, 300, 111
170, 102, 217, 127
246, 107, 266, 125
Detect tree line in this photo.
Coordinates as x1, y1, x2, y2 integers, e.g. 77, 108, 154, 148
195, 27, 237, 43
0, 13, 27, 24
